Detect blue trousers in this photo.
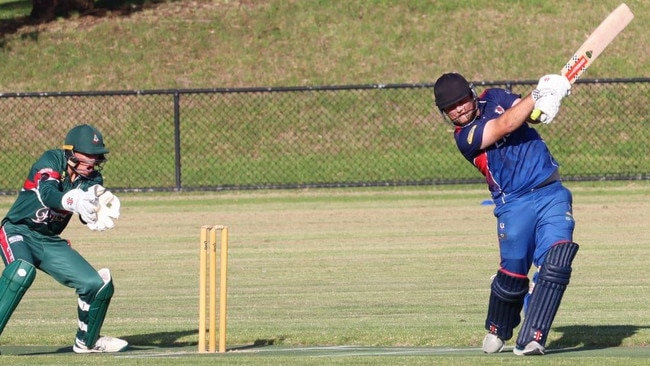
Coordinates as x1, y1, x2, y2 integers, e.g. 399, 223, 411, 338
494, 182, 575, 276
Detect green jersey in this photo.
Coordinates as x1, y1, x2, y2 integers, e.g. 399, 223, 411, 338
2, 149, 103, 236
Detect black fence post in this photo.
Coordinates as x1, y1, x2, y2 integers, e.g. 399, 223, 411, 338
174, 91, 182, 191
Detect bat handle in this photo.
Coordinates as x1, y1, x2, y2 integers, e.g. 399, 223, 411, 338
530, 108, 542, 121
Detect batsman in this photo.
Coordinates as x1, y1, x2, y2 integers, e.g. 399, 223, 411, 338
433, 73, 578, 356
0, 124, 127, 353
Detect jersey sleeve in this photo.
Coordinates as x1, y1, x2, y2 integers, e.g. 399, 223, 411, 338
454, 88, 522, 161
27, 151, 69, 209
454, 122, 486, 161
481, 88, 520, 109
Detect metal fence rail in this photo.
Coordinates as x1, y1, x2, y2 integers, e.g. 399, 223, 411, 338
1, 78, 648, 194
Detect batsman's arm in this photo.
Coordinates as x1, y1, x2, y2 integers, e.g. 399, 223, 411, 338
480, 95, 536, 149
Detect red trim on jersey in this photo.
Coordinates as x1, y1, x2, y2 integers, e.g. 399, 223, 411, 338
473, 153, 489, 177
23, 168, 62, 190
0, 226, 16, 264
474, 152, 500, 191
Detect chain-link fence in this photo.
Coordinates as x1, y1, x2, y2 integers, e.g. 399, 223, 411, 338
1, 78, 648, 194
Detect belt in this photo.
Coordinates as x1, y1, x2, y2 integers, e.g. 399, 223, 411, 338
534, 171, 560, 190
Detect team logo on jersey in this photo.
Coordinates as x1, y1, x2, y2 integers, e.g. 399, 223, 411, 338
33, 208, 51, 223
467, 125, 477, 144
495, 106, 505, 114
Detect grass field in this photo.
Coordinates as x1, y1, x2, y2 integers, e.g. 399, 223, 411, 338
0, 1, 648, 364
0, 182, 648, 364
1, 0, 648, 91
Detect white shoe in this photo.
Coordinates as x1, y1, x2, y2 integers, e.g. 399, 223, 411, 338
73, 336, 128, 353
513, 341, 545, 356
482, 333, 505, 353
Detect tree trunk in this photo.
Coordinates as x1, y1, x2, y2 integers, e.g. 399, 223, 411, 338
31, 0, 95, 22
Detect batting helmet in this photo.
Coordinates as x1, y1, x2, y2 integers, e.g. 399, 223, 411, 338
63, 124, 109, 155
433, 73, 474, 111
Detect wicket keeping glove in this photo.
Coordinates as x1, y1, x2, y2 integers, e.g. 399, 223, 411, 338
61, 187, 99, 224
87, 185, 121, 231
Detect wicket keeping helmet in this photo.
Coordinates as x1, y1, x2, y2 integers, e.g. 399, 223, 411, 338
63, 124, 109, 155
433, 73, 475, 111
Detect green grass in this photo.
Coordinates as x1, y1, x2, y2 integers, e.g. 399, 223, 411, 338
0, 0, 648, 91
0, 2, 649, 363
0, 1, 648, 193
0, 182, 648, 364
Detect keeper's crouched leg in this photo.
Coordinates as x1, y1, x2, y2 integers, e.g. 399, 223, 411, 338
0, 260, 37, 336
485, 270, 529, 341
75, 268, 114, 349
73, 268, 127, 353
515, 241, 579, 355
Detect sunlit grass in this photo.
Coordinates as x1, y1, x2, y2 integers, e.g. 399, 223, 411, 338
0, 183, 649, 364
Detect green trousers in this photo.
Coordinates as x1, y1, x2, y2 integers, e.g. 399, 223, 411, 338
0, 221, 106, 342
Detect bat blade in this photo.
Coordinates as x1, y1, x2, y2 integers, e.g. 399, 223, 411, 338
531, 3, 634, 120
562, 3, 634, 83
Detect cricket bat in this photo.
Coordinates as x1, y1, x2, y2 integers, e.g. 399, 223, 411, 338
531, 3, 634, 120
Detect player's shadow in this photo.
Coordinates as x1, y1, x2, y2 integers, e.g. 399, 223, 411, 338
24, 330, 200, 354
120, 329, 198, 349
547, 324, 650, 353
9, 330, 280, 355
121, 330, 282, 351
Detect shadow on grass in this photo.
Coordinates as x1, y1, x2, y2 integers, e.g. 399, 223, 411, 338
7, 325, 648, 355
4, 330, 200, 355
6, 330, 284, 355
0, 0, 163, 43
548, 324, 650, 353
229, 338, 283, 351
2, 330, 199, 355
122, 329, 197, 348
122, 329, 283, 352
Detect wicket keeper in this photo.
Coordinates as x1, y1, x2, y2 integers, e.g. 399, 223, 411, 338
0, 124, 127, 353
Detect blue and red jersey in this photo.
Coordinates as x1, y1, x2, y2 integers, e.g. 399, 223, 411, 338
454, 89, 559, 204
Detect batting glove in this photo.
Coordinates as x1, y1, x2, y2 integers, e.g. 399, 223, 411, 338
536, 74, 571, 100
532, 91, 561, 124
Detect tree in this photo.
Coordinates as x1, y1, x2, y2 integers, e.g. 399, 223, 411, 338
31, 0, 95, 22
